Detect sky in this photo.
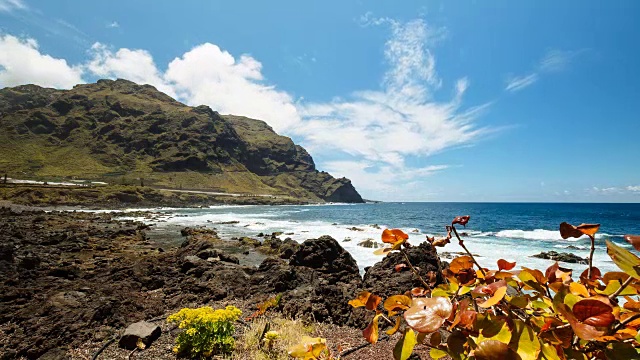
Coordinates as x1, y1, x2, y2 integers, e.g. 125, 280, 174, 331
1, 0, 639, 202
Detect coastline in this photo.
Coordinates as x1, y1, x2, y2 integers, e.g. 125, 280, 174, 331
0, 199, 441, 359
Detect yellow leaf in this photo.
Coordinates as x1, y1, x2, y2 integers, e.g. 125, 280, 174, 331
386, 316, 402, 336
384, 295, 412, 313
606, 240, 640, 280
569, 282, 589, 297
393, 329, 417, 360
509, 320, 540, 360
540, 343, 562, 360
430, 348, 448, 359
478, 286, 507, 308
595, 279, 638, 296
474, 314, 512, 345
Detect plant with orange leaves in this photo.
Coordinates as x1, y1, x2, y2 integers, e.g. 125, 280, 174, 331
346, 216, 640, 360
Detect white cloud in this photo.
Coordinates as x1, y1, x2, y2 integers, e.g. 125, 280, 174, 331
107, 21, 119, 28
323, 160, 448, 195
505, 73, 538, 92
164, 43, 300, 132
295, 19, 489, 169
1, 18, 492, 200
505, 49, 582, 92
0, 34, 84, 89
0, 0, 26, 12
539, 49, 585, 72
627, 186, 640, 192
87, 42, 175, 97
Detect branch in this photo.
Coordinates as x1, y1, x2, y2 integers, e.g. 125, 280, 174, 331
401, 248, 431, 289
609, 277, 634, 301
587, 235, 595, 280
451, 226, 486, 277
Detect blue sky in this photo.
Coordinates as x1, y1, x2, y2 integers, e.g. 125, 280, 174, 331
1, 0, 639, 202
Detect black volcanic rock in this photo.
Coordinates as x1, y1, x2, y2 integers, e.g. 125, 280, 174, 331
0, 79, 363, 203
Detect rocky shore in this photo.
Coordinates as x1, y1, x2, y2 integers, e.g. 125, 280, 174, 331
0, 206, 443, 359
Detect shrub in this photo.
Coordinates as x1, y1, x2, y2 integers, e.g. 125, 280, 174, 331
343, 217, 640, 360
167, 305, 242, 357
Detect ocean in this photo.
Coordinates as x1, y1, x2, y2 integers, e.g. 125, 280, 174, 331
122, 202, 640, 275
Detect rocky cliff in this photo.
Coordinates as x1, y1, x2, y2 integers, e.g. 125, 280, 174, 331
0, 79, 363, 203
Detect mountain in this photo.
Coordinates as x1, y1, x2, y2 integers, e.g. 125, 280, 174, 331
0, 79, 363, 203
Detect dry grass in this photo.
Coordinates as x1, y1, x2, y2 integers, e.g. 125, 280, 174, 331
232, 317, 315, 360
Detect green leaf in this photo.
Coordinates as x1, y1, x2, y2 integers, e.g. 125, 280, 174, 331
606, 240, 640, 279
393, 329, 417, 360
474, 315, 512, 345
540, 343, 562, 360
594, 279, 637, 296
430, 348, 448, 360
431, 288, 449, 298
563, 293, 581, 309
509, 320, 540, 360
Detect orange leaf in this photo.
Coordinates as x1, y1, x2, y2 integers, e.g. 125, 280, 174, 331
555, 303, 605, 341
384, 295, 412, 313
411, 287, 428, 297
559, 222, 600, 239
545, 262, 572, 285
625, 235, 640, 252
580, 267, 602, 282
348, 291, 382, 311
450, 256, 474, 274
477, 286, 507, 308
363, 312, 382, 344
623, 296, 640, 311
572, 299, 615, 327
497, 259, 516, 271
576, 223, 600, 237
474, 340, 521, 360
521, 267, 547, 284
431, 237, 450, 247
382, 228, 408, 244
404, 297, 453, 334
452, 215, 470, 227
473, 279, 507, 296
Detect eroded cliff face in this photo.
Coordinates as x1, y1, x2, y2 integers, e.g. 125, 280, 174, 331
0, 79, 364, 203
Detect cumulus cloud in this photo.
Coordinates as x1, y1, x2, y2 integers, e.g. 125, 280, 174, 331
0, 0, 26, 12
0, 17, 492, 199
87, 43, 176, 97
0, 34, 84, 88
164, 43, 300, 132
626, 186, 640, 192
107, 21, 119, 28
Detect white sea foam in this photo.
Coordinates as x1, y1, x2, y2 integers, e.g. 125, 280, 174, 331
117, 207, 621, 274
473, 229, 622, 242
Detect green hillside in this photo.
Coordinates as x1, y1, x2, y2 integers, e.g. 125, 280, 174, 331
0, 79, 363, 203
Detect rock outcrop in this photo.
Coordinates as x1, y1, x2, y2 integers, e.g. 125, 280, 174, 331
531, 251, 588, 264
0, 79, 363, 203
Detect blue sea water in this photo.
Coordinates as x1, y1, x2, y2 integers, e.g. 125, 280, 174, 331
125, 202, 640, 274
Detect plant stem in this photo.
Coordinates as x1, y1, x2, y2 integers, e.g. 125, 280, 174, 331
609, 277, 634, 301
587, 235, 595, 280
401, 249, 431, 290
451, 226, 486, 277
